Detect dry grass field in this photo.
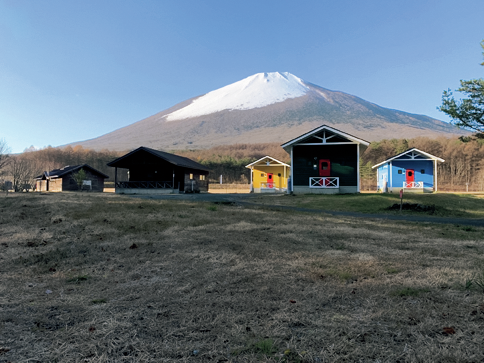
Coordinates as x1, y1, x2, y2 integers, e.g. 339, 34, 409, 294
248, 192, 484, 219
1, 192, 484, 362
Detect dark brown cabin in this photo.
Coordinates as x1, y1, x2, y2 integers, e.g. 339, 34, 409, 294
35, 164, 108, 192
107, 146, 209, 194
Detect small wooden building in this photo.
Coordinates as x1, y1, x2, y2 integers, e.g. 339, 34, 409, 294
281, 125, 370, 194
107, 146, 209, 194
35, 164, 108, 192
372, 148, 445, 193
245, 156, 290, 193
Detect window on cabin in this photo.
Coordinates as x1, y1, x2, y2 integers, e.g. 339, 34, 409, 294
261, 173, 264, 177
421, 169, 425, 174
278, 173, 281, 177
321, 162, 328, 170
200, 175, 205, 180
190, 173, 193, 179
398, 170, 403, 174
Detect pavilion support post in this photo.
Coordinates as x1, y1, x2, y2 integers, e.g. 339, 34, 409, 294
284, 165, 286, 190
290, 146, 294, 194
114, 167, 117, 189
389, 161, 393, 193
357, 144, 360, 192
434, 160, 438, 192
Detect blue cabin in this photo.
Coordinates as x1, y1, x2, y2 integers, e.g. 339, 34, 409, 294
372, 148, 444, 193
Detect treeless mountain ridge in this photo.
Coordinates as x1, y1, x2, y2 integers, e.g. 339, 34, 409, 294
67, 72, 465, 152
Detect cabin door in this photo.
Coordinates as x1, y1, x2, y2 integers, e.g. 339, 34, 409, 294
406, 169, 414, 184
319, 159, 330, 177
267, 173, 274, 188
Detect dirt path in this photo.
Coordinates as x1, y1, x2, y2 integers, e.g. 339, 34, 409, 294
132, 193, 484, 227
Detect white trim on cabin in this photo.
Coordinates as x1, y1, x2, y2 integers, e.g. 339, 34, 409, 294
309, 177, 339, 188
389, 161, 392, 189
245, 155, 290, 168
434, 159, 438, 192
357, 142, 360, 192
290, 146, 294, 193
281, 124, 370, 151
296, 142, 358, 146
372, 148, 445, 169
385, 158, 439, 161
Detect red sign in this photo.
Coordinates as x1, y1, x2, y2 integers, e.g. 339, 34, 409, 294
399, 189, 403, 199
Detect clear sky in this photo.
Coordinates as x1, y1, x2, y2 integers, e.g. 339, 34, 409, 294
1, 0, 483, 153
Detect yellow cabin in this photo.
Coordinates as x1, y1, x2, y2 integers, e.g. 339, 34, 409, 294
245, 156, 291, 193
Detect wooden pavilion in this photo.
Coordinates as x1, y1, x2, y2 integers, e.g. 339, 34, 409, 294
107, 147, 209, 194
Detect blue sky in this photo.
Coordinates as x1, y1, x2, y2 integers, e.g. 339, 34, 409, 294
1, 0, 483, 153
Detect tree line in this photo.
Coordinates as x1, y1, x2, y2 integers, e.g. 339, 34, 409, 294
175, 143, 289, 184
180, 137, 484, 191
1, 136, 483, 191
360, 136, 484, 191
0, 143, 122, 192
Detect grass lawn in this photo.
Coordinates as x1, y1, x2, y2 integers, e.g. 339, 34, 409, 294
251, 192, 484, 219
1, 192, 484, 362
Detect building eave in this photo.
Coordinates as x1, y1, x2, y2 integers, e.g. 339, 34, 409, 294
281, 124, 370, 152
372, 148, 445, 169
245, 156, 290, 169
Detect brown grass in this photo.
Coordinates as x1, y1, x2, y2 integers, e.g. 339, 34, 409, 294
1, 192, 484, 362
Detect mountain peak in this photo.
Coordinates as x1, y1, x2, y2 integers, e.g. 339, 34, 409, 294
165, 72, 309, 121
66, 72, 464, 152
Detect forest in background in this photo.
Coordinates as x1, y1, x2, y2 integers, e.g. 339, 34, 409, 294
1, 136, 483, 192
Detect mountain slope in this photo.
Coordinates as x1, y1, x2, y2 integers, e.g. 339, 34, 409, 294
70, 72, 464, 151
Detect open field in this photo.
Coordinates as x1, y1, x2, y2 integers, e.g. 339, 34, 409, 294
1, 192, 484, 362
249, 192, 484, 219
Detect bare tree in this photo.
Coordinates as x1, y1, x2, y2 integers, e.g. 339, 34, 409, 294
9, 155, 37, 192
0, 138, 10, 174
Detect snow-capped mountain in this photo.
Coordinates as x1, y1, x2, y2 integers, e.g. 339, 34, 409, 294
165, 72, 309, 121
68, 72, 464, 152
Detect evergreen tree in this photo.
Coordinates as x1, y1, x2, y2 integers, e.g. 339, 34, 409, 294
440, 41, 484, 134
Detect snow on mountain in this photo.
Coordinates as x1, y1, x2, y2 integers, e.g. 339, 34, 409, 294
65, 71, 465, 152
165, 72, 309, 121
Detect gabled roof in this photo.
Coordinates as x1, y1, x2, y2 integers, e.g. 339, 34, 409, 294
107, 146, 210, 172
35, 164, 109, 180
245, 156, 290, 169
371, 148, 445, 169
281, 124, 370, 151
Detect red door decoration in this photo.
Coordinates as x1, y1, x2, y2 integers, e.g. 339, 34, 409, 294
267, 173, 274, 188
406, 169, 414, 184
319, 159, 331, 185
319, 160, 330, 177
